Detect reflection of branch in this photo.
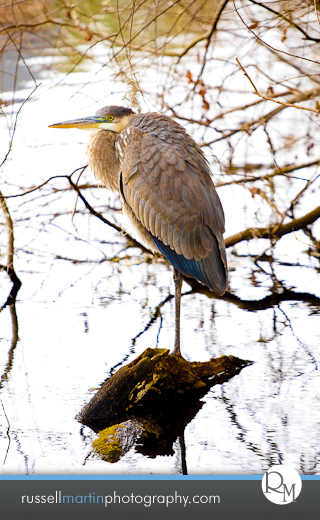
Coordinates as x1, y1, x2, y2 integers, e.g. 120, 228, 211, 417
0, 266, 21, 310
179, 433, 188, 475
236, 58, 320, 115
131, 292, 174, 348
186, 280, 320, 310
225, 205, 320, 248
222, 290, 320, 311
0, 399, 11, 465
131, 280, 320, 349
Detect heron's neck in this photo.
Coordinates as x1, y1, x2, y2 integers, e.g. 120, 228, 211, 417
87, 130, 121, 192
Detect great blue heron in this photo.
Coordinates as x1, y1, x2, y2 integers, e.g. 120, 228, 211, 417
49, 106, 228, 356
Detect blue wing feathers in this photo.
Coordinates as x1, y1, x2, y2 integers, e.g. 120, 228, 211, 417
152, 234, 227, 296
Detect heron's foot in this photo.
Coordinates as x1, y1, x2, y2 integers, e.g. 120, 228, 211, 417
171, 344, 181, 356
170, 346, 194, 371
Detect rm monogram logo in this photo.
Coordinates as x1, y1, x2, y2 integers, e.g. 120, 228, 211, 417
262, 465, 302, 505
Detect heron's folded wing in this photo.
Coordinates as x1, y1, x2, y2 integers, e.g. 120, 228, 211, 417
119, 128, 228, 295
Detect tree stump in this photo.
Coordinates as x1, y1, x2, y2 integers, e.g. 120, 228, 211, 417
78, 348, 252, 462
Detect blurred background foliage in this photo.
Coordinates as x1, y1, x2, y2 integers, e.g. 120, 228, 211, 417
0, 0, 230, 70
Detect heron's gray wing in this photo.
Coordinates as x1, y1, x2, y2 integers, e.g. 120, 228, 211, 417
119, 127, 228, 295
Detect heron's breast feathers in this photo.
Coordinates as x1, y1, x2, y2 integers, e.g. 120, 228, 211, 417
87, 131, 121, 191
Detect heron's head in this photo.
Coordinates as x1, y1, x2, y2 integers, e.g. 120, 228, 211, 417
49, 106, 135, 133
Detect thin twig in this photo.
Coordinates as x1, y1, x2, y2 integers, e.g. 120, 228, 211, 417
233, 0, 320, 66
66, 176, 150, 252
248, 0, 320, 43
3, 168, 87, 199
273, 171, 320, 232
315, 0, 320, 26
236, 58, 320, 115
194, 0, 229, 85
0, 85, 39, 170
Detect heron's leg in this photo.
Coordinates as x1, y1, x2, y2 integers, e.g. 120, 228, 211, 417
173, 268, 183, 356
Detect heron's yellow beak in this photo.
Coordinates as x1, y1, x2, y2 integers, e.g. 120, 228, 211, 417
49, 116, 107, 130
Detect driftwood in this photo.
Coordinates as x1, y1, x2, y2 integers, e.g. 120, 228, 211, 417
78, 348, 252, 461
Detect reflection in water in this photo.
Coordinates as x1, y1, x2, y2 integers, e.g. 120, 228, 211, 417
186, 276, 320, 311
179, 434, 188, 476
0, 273, 20, 465
1, 223, 319, 474
0, 398, 10, 465
0, 303, 20, 389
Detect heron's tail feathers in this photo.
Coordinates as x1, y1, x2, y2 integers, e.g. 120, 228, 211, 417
152, 235, 227, 296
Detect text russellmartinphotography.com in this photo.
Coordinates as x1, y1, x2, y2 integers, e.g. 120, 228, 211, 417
21, 491, 221, 507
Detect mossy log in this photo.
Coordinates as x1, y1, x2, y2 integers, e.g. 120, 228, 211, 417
90, 420, 145, 463
78, 348, 252, 459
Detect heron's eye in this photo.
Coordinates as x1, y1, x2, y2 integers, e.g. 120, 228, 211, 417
108, 115, 114, 121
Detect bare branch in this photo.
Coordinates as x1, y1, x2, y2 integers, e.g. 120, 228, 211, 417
248, 0, 320, 43
233, 0, 320, 66
0, 190, 22, 310
216, 159, 320, 187
203, 84, 320, 147
0, 85, 39, 169
225, 205, 320, 248
0, 191, 14, 269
